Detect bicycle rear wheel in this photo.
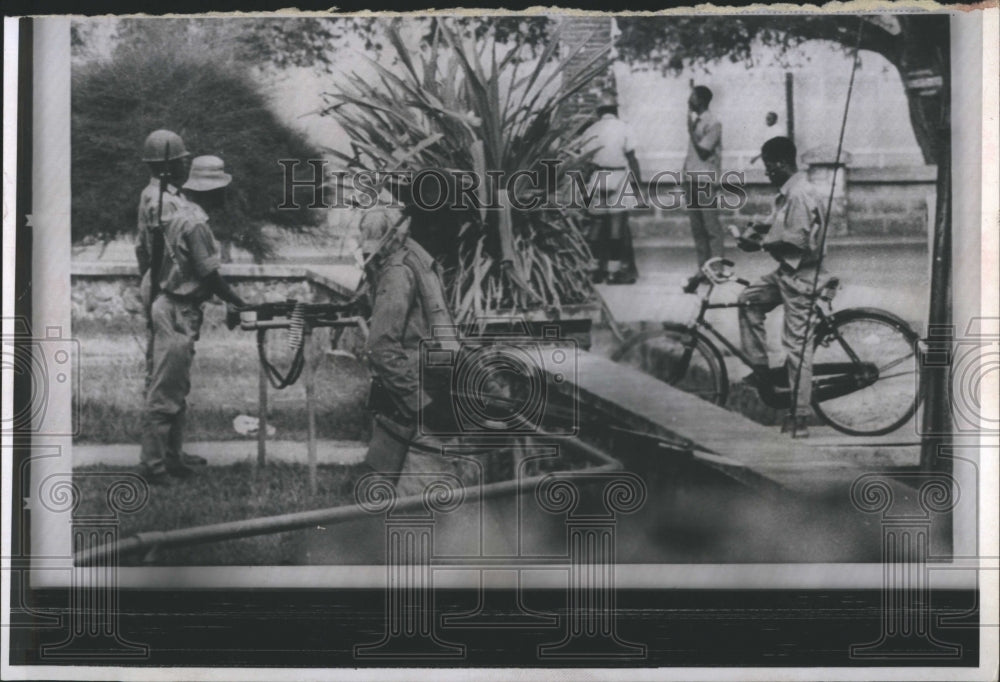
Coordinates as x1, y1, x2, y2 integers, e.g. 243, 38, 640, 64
812, 308, 921, 436
611, 323, 728, 406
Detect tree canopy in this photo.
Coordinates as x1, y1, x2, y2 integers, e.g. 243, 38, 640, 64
71, 29, 321, 260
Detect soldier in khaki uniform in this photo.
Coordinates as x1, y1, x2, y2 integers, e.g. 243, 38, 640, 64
137, 130, 190, 392
140, 154, 247, 484
736, 136, 831, 438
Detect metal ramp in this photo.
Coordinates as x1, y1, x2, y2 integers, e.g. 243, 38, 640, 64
570, 351, 919, 495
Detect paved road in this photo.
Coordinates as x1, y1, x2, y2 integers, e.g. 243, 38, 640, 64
609, 241, 928, 323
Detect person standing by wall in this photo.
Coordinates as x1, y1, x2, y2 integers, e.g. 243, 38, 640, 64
579, 93, 642, 285
682, 85, 724, 293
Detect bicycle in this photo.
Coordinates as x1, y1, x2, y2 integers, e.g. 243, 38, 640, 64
610, 257, 923, 436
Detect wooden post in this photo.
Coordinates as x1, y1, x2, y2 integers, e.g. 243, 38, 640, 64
785, 72, 795, 144
257, 333, 268, 467
305, 328, 318, 496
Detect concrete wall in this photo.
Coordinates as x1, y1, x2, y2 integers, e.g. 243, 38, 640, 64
552, 18, 934, 243
629, 166, 935, 242
558, 16, 617, 128
71, 264, 350, 328
613, 36, 926, 170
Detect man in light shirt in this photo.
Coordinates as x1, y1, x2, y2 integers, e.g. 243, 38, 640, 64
579, 94, 642, 285
682, 85, 724, 293
736, 136, 830, 438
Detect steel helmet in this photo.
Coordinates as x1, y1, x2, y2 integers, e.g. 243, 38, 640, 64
141, 129, 190, 162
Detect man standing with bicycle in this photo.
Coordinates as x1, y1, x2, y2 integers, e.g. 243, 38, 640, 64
736, 136, 830, 438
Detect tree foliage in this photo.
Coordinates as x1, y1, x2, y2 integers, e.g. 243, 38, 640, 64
79, 16, 554, 74
71, 34, 321, 260
615, 14, 949, 164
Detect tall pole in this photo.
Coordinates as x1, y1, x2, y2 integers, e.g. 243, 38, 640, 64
305, 329, 318, 495
258, 334, 268, 466
785, 72, 795, 144
918, 47, 952, 474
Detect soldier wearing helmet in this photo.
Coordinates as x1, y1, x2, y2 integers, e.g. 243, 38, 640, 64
139, 150, 248, 484
136, 130, 191, 291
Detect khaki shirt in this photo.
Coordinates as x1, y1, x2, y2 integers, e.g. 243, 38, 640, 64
683, 109, 722, 179
763, 171, 827, 274
135, 178, 187, 277
143, 198, 222, 301
366, 239, 456, 414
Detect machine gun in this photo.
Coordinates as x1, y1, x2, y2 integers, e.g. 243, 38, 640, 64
227, 299, 369, 389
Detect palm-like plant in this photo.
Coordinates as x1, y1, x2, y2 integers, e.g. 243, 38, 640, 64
322, 19, 610, 325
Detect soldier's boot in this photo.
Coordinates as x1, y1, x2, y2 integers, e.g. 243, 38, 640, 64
165, 411, 197, 478
170, 409, 207, 467
140, 415, 173, 486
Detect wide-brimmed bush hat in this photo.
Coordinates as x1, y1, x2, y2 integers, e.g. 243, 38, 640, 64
182, 155, 232, 191
596, 92, 618, 109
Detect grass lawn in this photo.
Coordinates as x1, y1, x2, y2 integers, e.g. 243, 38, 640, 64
73, 318, 371, 444
74, 461, 366, 565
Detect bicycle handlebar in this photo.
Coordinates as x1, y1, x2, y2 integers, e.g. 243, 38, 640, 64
701, 257, 752, 287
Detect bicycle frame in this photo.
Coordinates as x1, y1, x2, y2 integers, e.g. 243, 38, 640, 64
679, 276, 878, 407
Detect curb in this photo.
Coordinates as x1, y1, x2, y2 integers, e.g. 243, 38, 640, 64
73, 440, 368, 468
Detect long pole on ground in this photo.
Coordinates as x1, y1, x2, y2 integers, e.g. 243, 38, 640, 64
785, 72, 795, 144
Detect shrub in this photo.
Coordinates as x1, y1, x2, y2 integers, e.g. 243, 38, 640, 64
323, 20, 607, 323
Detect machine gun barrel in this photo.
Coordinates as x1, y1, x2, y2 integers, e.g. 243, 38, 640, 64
226, 299, 367, 331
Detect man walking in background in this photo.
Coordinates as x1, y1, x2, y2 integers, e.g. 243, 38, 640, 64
140, 153, 247, 484
683, 85, 724, 293
579, 93, 642, 285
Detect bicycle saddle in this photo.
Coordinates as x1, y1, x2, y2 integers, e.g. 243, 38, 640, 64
701, 257, 736, 284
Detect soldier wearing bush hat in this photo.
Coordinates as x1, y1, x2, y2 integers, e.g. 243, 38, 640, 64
139, 151, 248, 485
357, 202, 472, 498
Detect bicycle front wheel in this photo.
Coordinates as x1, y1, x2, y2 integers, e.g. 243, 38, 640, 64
611, 323, 728, 406
812, 308, 921, 436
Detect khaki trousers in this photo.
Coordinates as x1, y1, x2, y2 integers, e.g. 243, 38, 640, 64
140, 295, 203, 473
738, 268, 827, 416
363, 415, 479, 498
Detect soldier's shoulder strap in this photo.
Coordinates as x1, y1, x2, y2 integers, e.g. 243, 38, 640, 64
157, 193, 203, 264
400, 247, 456, 340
